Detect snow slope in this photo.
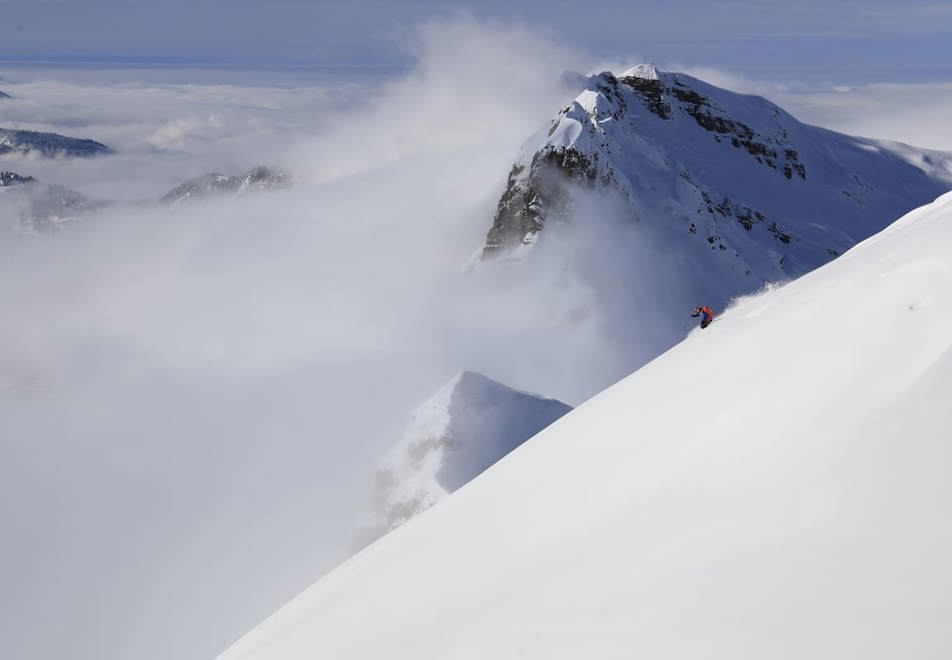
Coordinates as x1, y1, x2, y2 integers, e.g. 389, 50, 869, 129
358, 371, 571, 543
220, 190, 952, 660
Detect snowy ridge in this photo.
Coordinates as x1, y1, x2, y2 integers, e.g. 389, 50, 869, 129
484, 68, 952, 292
0, 128, 113, 157
358, 371, 571, 544
220, 190, 952, 660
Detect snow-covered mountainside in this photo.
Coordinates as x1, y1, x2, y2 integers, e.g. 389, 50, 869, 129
484, 65, 951, 290
357, 371, 571, 545
0, 90, 11, 100
219, 190, 952, 660
160, 166, 291, 204
0, 170, 106, 231
0, 128, 113, 157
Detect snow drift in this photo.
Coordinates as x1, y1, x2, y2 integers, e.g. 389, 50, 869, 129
220, 190, 952, 660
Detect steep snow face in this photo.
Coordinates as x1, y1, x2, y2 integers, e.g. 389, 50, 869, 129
358, 371, 571, 544
0, 128, 113, 157
219, 191, 952, 660
160, 166, 292, 204
484, 69, 952, 292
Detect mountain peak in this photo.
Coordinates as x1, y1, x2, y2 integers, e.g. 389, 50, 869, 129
618, 63, 659, 80
356, 371, 571, 545
482, 69, 952, 288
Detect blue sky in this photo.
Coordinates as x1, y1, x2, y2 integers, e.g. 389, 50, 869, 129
2, 0, 951, 83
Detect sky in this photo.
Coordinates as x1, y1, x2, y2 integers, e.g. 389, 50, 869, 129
1, 6, 951, 660
2, 0, 952, 83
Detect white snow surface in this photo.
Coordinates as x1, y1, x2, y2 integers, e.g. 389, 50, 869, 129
619, 63, 658, 80
221, 191, 952, 660
363, 371, 571, 538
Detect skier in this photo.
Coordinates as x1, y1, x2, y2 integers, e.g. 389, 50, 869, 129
691, 305, 715, 329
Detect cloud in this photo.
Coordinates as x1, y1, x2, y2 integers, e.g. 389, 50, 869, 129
0, 18, 598, 660
145, 114, 234, 149
0, 68, 361, 198
775, 81, 952, 151
669, 63, 952, 151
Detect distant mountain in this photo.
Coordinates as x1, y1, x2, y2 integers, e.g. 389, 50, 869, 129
483, 65, 952, 292
1, 164, 293, 231
356, 371, 571, 546
0, 170, 106, 231
0, 171, 34, 187
0, 128, 113, 157
0, 90, 11, 100
160, 166, 292, 204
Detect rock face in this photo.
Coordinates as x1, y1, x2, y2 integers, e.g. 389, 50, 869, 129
0, 128, 113, 157
160, 166, 292, 204
358, 371, 571, 544
483, 65, 952, 286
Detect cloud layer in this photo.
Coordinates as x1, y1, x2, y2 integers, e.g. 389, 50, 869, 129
0, 19, 590, 660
